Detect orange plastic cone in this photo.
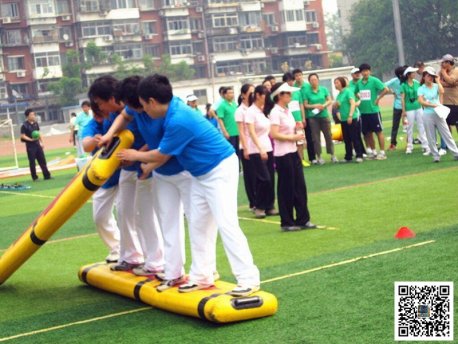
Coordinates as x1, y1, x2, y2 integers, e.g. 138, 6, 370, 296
395, 227, 416, 239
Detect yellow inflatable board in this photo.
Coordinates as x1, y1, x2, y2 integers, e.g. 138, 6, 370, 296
331, 123, 343, 141
0, 131, 134, 285
79, 263, 278, 323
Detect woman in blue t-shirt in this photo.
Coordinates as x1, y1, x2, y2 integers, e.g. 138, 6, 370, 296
417, 67, 458, 162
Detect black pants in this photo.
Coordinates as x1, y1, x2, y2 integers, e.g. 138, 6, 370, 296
276, 152, 310, 227
240, 149, 256, 209
355, 118, 366, 154
305, 119, 316, 161
341, 119, 364, 160
390, 108, 402, 146
249, 151, 275, 211
26, 144, 51, 180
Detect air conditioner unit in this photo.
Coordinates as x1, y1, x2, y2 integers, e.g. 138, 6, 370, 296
314, 43, 322, 50
65, 41, 74, 47
196, 6, 203, 12
312, 22, 319, 29
99, 10, 108, 16
271, 25, 279, 32
228, 28, 238, 35
2, 17, 12, 24
16, 71, 26, 78
61, 15, 71, 21
143, 34, 154, 40
103, 35, 113, 42
197, 55, 205, 62
197, 32, 204, 39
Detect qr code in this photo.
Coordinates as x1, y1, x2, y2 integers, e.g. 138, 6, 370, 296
395, 282, 454, 341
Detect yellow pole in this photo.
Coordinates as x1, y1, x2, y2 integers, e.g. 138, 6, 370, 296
0, 130, 134, 285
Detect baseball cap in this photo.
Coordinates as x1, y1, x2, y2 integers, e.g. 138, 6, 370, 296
403, 66, 418, 76
186, 94, 198, 102
350, 67, 360, 74
423, 66, 437, 77
440, 54, 454, 63
271, 82, 300, 99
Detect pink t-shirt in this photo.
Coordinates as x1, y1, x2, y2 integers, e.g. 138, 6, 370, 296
269, 104, 297, 157
245, 104, 273, 154
235, 103, 250, 148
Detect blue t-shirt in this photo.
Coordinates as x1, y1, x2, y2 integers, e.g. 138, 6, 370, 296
75, 111, 93, 139
125, 106, 184, 176
104, 112, 146, 175
158, 97, 234, 177
417, 84, 440, 115
81, 118, 119, 189
385, 77, 402, 110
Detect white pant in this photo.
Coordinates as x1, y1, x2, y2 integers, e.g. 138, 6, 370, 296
92, 186, 120, 256
406, 108, 428, 150
189, 154, 260, 287
423, 113, 458, 159
117, 170, 147, 264
76, 136, 84, 157
152, 171, 192, 280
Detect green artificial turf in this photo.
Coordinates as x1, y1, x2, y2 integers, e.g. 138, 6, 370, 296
0, 109, 457, 343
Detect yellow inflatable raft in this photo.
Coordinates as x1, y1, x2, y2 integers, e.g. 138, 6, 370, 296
0, 130, 134, 285
79, 263, 278, 323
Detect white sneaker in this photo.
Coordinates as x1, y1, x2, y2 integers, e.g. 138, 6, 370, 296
227, 285, 260, 297
331, 156, 339, 163
376, 153, 387, 160
406, 148, 412, 154
105, 252, 119, 263
356, 157, 363, 163
438, 148, 447, 156
311, 159, 318, 165
318, 158, 325, 165
422, 149, 431, 156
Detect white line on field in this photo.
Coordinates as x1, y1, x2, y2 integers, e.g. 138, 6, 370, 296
0, 239, 435, 341
0, 307, 151, 342
0, 190, 93, 203
261, 240, 435, 284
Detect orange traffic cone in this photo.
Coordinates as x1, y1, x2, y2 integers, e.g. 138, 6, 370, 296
395, 226, 416, 239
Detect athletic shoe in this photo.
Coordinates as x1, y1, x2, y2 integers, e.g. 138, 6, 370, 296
433, 157, 440, 163
132, 266, 164, 277
266, 208, 279, 216
318, 158, 325, 165
249, 206, 256, 213
362, 153, 368, 158
254, 209, 266, 219
388, 144, 396, 151
438, 148, 447, 156
156, 275, 187, 292
302, 160, 311, 167
281, 226, 300, 232
331, 156, 339, 163
227, 285, 260, 297
422, 149, 431, 156
311, 159, 318, 165
301, 221, 317, 230
376, 153, 387, 160
105, 252, 119, 264
355, 158, 363, 163
213, 271, 221, 281
413, 138, 421, 144
405, 148, 412, 154
110, 261, 142, 271
178, 282, 212, 293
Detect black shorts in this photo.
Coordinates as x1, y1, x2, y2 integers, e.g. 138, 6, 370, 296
361, 113, 383, 135
445, 105, 458, 126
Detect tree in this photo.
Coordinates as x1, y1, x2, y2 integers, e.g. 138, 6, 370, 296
325, 13, 344, 51
343, 0, 458, 77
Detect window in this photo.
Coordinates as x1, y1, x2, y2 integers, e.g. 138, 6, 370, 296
0, 83, 7, 100
59, 27, 72, 41
29, 0, 54, 15
7, 56, 25, 71
34, 52, 60, 68
208, 0, 236, 4
284, 9, 304, 22
144, 45, 161, 57
37, 80, 52, 93
167, 18, 189, 31
305, 11, 317, 23
263, 13, 275, 26
240, 36, 264, 50
288, 35, 307, 46
241, 59, 266, 75
306, 32, 319, 44
114, 44, 143, 60
11, 84, 28, 97
239, 11, 261, 27
80, 0, 99, 12
169, 41, 192, 55
81, 21, 112, 37
212, 36, 238, 52
113, 22, 140, 35
212, 13, 238, 28
162, 0, 188, 7
215, 61, 242, 75
142, 21, 157, 35
139, 0, 154, 10
110, 0, 135, 9
5, 30, 22, 45
31, 28, 58, 43
193, 41, 204, 54
190, 18, 202, 31
194, 89, 207, 104
1, 2, 19, 18
56, 0, 70, 14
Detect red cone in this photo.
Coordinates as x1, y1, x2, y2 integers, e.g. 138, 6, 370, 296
395, 226, 416, 239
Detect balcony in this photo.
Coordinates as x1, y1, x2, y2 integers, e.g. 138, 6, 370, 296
240, 25, 262, 33
31, 34, 59, 44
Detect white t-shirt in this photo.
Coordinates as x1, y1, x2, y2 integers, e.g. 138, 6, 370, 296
269, 104, 297, 157
234, 103, 250, 147
245, 104, 273, 154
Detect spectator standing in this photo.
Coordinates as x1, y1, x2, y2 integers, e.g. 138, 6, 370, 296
217, 87, 240, 158
384, 66, 406, 150
439, 54, 458, 132
70, 100, 93, 157
20, 108, 52, 181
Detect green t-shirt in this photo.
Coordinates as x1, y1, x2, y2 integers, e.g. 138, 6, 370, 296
289, 90, 303, 122
348, 80, 359, 94
303, 86, 330, 119
336, 88, 359, 121
400, 80, 421, 111
355, 75, 386, 114
217, 99, 239, 136
294, 81, 310, 104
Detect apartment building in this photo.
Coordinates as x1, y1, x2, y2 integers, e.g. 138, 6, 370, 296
0, 0, 328, 122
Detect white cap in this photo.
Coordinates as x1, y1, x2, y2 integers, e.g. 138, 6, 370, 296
271, 82, 300, 98
350, 67, 360, 74
441, 54, 454, 63
403, 66, 418, 76
423, 66, 438, 77
186, 94, 198, 102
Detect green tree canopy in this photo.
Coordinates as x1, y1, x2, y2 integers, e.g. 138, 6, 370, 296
344, 0, 458, 77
